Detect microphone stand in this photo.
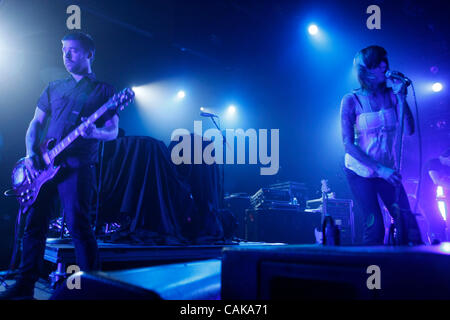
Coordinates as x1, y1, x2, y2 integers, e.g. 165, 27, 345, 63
205, 116, 227, 208
393, 80, 410, 245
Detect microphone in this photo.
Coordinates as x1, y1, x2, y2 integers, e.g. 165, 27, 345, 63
200, 111, 219, 118
385, 70, 411, 86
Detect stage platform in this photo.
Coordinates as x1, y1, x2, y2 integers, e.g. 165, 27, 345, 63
3, 242, 450, 299
43, 239, 286, 284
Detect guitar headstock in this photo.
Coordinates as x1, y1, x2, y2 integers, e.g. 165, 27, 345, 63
321, 179, 331, 194
108, 88, 135, 112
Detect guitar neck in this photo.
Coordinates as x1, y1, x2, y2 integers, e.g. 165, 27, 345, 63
46, 104, 109, 162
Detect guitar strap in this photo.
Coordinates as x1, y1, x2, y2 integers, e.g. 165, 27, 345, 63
54, 79, 99, 143
65, 79, 98, 127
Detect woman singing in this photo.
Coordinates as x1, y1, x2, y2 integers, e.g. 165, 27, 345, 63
340, 45, 422, 245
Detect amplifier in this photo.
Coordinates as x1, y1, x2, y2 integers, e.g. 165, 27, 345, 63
269, 181, 308, 210
245, 208, 321, 244
224, 193, 251, 239
306, 198, 355, 245
221, 244, 450, 299
250, 188, 291, 209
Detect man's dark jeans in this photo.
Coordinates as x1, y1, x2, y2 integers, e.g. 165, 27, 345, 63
18, 164, 99, 283
345, 167, 422, 245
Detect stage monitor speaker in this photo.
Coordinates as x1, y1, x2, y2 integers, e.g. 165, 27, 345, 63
50, 271, 161, 300
51, 259, 221, 300
221, 243, 450, 300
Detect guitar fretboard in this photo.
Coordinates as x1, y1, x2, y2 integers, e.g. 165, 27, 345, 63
46, 104, 110, 162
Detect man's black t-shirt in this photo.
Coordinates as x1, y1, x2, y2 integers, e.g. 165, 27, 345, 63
37, 74, 116, 167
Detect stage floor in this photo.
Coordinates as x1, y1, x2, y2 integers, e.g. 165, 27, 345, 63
0, 240, 286, 300
2, 242, 450, 299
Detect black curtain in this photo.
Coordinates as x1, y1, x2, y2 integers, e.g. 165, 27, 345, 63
97, 136, 224, 244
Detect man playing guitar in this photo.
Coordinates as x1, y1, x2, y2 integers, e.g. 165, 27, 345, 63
1, 32, 119, 299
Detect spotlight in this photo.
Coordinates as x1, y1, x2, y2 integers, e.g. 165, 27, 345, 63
131, 86, 142, 96
225, 104, 237, 120
308, 24, 319, 36
200, 107, 205, 111
432, 82, 443, 92
130, 83, 161, 106
177, 90, 186, 99
227, 105, 236, 114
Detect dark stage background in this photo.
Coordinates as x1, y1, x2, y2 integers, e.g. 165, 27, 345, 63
0, 0, 449, 268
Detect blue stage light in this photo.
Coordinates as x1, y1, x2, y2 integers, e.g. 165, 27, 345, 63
177, 90, 186, 99
432, 82, 443, 92
227, 105, 236, 115
308, 24, 319, 36
131, 86, 142, 97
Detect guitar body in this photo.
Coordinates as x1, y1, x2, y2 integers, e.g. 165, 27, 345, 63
11, 138, 61, 211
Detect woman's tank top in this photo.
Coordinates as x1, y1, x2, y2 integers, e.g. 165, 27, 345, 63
345, 92, 399, 178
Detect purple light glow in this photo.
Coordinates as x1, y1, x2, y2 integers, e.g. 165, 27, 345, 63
441, 243, 450, 253
436, 186, 447, 221
430, 66, 439, 74
437, 186, 444, 197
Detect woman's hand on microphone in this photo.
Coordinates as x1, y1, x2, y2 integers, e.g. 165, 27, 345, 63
391, 79, 408, 99
376, 165, 402, 186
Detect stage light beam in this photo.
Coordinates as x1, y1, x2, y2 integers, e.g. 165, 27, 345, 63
130, 83, 163, 107
131, 86, 143, 97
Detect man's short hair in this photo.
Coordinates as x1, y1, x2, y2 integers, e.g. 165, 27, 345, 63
61, 32, 96, 61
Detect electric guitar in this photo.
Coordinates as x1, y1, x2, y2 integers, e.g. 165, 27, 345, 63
11, 88, 135, 212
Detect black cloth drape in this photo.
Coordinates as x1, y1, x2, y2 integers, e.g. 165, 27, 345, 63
168, 134, 225, 243
96, 136, 224, 244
